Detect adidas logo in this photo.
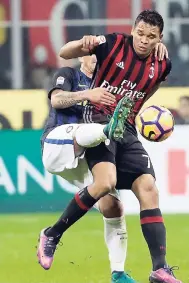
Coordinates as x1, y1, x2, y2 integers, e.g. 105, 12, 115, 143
116, 61, 124, 69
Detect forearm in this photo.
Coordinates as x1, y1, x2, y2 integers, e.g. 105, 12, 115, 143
59, 40, 90, 59
51, 90, 89, 109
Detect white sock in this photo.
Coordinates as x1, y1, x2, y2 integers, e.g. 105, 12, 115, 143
74, 123, 107, 147
103, 216, 127, 273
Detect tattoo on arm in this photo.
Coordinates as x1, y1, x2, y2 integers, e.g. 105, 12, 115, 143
54, 91, 87, 108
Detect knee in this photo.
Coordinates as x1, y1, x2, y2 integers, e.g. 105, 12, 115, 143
139, 185, 159, 209
141, 180, 158, 195
90, 163, 117, 199
141, 183, 159, 201
132, 175, 158, 209
94, 175, 117, 196
98, 195, 124, 218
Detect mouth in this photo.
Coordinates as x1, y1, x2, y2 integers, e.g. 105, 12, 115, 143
138, 46, 147, 51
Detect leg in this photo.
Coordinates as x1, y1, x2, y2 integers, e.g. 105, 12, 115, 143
98, 195, 127, 273
132, 174, 182, 283
54, 163, 133, 283
37, 161, 116, 270
43, 124, 83, 173
116, 128, 182, 283
62, 148, 133, 283
74, 123, 107, 147
74, 96, 134, 148
43, 123, 107, 174
45, 153, 129, 280
117, 128, 166, 271
61, 162, 127, 274
97, 193, 137, 283
39, 124, 117, 270
49, 162, 116, 234
43, 123, 107, 173
132, 174, 166, 271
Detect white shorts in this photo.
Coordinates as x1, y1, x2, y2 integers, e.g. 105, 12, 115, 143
43, 124, 82, 173
42, 124, 120, 204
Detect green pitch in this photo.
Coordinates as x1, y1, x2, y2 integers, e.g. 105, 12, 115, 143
1, 213, 188, 283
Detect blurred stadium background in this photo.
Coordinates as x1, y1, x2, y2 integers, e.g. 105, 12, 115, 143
0, 0, 189, 282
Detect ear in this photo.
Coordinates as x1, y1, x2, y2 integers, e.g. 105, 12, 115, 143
160, 34, 163, 42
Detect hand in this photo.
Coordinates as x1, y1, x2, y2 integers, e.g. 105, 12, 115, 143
154, 42, 168, 61
85, 88, 116, 106
80, 35, 99, 51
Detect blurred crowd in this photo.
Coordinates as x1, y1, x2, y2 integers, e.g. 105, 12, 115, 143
170, 96, 189, 125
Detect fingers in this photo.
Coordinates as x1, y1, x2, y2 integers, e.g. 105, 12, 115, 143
154, 44, 158, 58
82, 35, 99, 50
156, 43, 163, 61
160, 43, 169, 60
101, 99, 115, 106
159, 47, 164, 61
165, 48, 169, 59
102, 90, 116, 103
83, 36, 90, 49
155, 43, 168, 61
91, 87, 116, 105
103, 94, 116, 104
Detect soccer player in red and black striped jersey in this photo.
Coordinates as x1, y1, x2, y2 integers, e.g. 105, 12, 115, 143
37, 10, 181, 283
82, 33, 171, 126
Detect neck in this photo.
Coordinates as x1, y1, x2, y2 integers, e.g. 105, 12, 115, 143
80, 66, 93, 78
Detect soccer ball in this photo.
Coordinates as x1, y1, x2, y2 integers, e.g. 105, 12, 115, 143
136, 105, 174, 142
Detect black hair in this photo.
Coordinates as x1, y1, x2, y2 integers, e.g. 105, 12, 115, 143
135, 10, 164, 33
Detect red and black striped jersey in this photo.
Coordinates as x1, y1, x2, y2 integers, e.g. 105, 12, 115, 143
83, 33, 172, 125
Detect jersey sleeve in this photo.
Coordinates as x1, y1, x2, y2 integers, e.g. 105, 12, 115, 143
91, 33, 117, 63
161, 58, 172, 81
48, 67, 74, 99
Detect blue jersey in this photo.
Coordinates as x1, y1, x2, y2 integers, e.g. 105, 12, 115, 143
41, 67, 91, 147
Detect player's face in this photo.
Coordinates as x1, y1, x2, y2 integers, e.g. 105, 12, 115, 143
82, 55, 97, 73
131, 20, 163, 57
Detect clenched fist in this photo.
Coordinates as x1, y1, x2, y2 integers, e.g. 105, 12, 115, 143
80, 35, 100, 51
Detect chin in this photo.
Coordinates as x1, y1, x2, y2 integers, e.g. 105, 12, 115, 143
137, 49, 149, 57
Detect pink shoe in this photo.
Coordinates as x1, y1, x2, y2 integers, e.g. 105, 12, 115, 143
37, 228, 59, 270
149, 267, 182, 283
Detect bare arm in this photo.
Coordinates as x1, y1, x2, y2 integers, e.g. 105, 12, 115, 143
59, 36, 99, 59
51, 88, 116, 109
51, 89, 88, 109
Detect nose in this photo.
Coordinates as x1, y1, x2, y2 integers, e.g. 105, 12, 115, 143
141, 36, 148, 44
